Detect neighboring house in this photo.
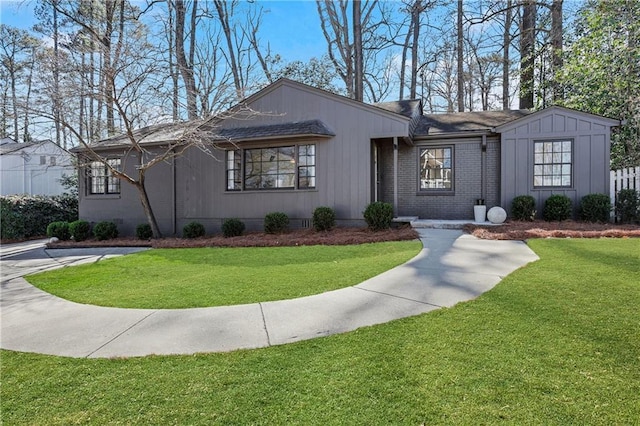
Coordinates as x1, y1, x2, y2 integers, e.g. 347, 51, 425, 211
75, 79, 619, 236
0, 138, 75, 196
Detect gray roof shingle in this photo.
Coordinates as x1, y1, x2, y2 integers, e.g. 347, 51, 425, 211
415, 110, 531, 136
79, 119, 335, 151
214, 120, 335, 141
374, 100, 422, 118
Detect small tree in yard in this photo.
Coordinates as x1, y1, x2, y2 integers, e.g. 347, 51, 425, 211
25, 2, 262, 239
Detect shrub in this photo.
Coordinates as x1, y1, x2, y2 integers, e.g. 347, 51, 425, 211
183, 221, 205, 238
69, 220, 91, 242
136, 223, 153, 240
579, 193, 612, 223
511, 195, 537, 221
312, 206, 336, 231
0, 197, 25, 240
93, 221, 119, 241
543, 194, 573, 221
264, 212, 289, 234
0, 194, 78, 240
46, 221, 70, 240
222, 218, 245, 237
363, 201, 393, 231
615, 189, 640, 224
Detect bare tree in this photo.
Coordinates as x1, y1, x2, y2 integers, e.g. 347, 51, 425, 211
353, 0, 364, 101
503, 0, 513, 109
519, 0, 536, 109
0, 25, 41, 142
174, 0, 198, 119
316, 0, 380, 101
550, 0, 563, 102
457, 0, 465, 112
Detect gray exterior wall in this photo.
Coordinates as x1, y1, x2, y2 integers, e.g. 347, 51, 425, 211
379, 136, 501, 219
499, 107, 616, 219
79, 80, 410, 236
78, 148, 175, 236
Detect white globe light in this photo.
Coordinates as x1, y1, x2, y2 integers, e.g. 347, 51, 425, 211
487, 206, 507, 224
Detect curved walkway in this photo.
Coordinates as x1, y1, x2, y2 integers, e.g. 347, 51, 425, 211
0, 229, 538, 358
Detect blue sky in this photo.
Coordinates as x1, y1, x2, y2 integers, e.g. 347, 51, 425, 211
0, 0, 327, 63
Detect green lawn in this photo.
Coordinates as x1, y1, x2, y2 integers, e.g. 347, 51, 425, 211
26, 241, 422, 308
3, 238, 639, 424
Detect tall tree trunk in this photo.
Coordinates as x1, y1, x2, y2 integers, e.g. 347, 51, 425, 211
550, 0, 563, 103
519, 0, 536, 109
23, 47, 35, 143
353, 0, 363, 101
52, 1, 63, 147
10, 68, 18, 141
457, 0, 464, 112
409, 1, 422, 99
175, 0, 198, 119
103, 1, 116, 135
166, 1, 179, 122
398, 18, 413, 100
214, 0, 243, 98
503, 0, 512, 110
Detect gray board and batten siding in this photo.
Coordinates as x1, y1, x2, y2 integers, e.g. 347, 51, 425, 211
78, 79, 412, 236
497, 106, 619, 218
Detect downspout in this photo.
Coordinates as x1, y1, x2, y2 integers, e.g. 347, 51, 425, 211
393, 137, 398, 214
481, 134, 487, 202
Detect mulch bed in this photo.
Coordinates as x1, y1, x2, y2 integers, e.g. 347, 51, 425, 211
464, 220, 640, 240
43, 221, 640, 249
46, 226, 420, 249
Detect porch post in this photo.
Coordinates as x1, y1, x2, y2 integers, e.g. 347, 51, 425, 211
393, 136, 398, 214
481, 134, 487, 202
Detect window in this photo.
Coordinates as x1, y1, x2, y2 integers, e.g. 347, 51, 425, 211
88, 158, 121, 194
226, 144, 316, 191
419, 147, 453, 190
534, 140, 572, 187
298, 144, 316, 189
40, 156, 46, 165
50, 156, 56, 166
226, 150, 241, 190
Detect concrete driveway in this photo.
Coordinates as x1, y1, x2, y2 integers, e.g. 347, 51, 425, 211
0, 230, 539, 358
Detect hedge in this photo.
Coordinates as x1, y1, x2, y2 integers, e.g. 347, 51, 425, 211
1, 194, 78, 240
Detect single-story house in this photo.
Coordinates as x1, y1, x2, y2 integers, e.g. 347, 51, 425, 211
75, 79, 619, 236
0, 138, 75, 196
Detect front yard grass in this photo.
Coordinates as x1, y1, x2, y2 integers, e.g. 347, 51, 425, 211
26, 241, 422, 308
3, 238, 639, 424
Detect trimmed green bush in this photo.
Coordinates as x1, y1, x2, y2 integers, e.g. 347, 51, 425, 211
93, 221, 119, 241
511, 195, 537, 221
364, 201, 393, 231
312, 206, 336, 231
46, 221, 70, 241
615, 189, 640, 224
222, 218, 245, 238
136, 223, 153, 240
543, 194, 573, 221
0, 194, 78, 240
183, 221, 205, 239
0, 197, 25, 240
579, 193, 612, 223
69, 220, 91, 242
264, 212, 289, 234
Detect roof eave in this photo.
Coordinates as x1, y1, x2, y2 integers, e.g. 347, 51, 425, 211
414, 129, 497, 140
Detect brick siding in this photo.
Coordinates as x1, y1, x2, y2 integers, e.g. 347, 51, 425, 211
378, 137, 501, 219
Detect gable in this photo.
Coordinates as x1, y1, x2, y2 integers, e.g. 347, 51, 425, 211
495, 106, 619, 136
221, 79, 411, 139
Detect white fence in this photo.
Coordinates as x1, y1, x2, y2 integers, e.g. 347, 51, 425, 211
610, 166, 640, 199
610, 166, 640, 220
